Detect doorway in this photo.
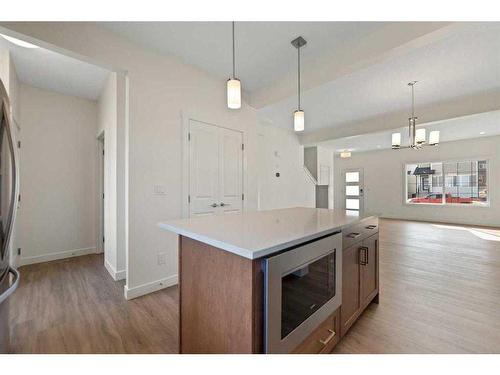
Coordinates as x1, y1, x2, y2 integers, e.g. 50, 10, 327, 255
97, 132, 104, 254
343, 168, 364, 213
188, 119, 243, 217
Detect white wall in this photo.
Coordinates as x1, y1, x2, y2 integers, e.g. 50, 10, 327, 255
17, 84, 99, 265
335, 135, 500, 227
0, 23, 315, 299
97, 72, 125, 280
257, 124, 315, 210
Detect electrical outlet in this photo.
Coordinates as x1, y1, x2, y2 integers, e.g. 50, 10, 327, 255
157, 252, 167, 265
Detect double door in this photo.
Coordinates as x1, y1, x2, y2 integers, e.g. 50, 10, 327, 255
189, 120, 243, 217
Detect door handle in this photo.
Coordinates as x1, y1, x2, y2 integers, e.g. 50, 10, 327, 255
359, 246, 368, 266
210, 203, 219, 208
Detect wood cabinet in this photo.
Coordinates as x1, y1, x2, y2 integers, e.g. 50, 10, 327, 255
340, 219, 379, 338
178, 216, 379, 353
292, 308, 340, 354
340, 243, 363, 334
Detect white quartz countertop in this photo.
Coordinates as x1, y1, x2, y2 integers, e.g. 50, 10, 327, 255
158, 207, 376, 259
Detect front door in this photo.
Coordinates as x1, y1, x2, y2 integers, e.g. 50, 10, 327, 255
343, 168, 364, 213
188, 120, 243, 217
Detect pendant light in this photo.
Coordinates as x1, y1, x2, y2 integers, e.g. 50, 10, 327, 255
227, 21, 241, 109
291, 36, 307, 132
392, 81, 440, 150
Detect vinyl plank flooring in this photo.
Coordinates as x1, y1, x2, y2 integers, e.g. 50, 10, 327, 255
7, 254, 179, 354
334, 219, 500, 354
7, 219, 500, 353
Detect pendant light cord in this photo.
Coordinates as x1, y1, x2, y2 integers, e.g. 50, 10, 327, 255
232, 21, 236, 79
411, 83, 415, 119
298, 44, 301, 110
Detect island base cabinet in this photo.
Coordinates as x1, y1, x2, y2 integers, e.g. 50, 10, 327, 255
292, 309, 340, 354
179, 236, 263, 354
340, 233, 379, 338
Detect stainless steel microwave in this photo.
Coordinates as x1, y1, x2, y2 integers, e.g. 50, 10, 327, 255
264, 232, 342, 353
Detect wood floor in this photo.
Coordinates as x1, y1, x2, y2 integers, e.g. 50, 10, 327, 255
334, 219, 500, 353
7, 219, 500, 353
7, 254, 178, 353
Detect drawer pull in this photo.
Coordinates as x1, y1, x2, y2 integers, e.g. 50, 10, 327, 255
366, 225, 377, 230
346, 232, 360, 239
319, 329, 336, 346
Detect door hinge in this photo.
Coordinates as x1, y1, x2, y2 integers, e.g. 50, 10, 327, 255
18, 194, 21, 202
103, 236, 105, 243
242, 193, 244, 201
17, 248, 21, 255
242, 143, 244, 151
17, 141, 21, 148
188, 132, 191, 141
188, 195, 191, 203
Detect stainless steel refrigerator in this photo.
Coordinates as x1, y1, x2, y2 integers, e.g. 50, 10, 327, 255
0, 78, 19, 353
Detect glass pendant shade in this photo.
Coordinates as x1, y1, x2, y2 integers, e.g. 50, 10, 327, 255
294, 110, 305, 132
227, 78, 241, 109
415, 128, 426, 144
340, 151, 351, 158
392, 133, 401, 149
429, 130, 440, 145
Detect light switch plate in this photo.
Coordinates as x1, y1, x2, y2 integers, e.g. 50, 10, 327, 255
154, 185, 166, 195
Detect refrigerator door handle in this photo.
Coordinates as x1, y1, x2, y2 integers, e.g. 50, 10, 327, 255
0, 267, 20, 304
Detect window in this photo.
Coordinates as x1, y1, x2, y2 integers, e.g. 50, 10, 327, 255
406, 160, 488, 206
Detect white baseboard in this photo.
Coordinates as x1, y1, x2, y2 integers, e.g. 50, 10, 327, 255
104, 258, 126, 281
18, 246, 97, 266
124, 274, 178, 300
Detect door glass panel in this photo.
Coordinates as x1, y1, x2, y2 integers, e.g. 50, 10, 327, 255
346, 198, 359, 210
281, 252, 336, 339
345, 172, 359, 183
345, 185, 360, 196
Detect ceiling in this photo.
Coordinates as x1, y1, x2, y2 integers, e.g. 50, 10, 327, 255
319, 110, 500, 154
259, 23, 500, 133
0, 34, 110, 100
99, 22, 500, 138
99, 21, 389, 93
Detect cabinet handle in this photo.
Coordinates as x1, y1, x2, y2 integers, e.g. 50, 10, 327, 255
210, 203, 219, 208
347, 232, 360, 239
359, 246, 368, 265
220, 202, 230, 207
319, 329, 336, 346
365, 225, 377, 230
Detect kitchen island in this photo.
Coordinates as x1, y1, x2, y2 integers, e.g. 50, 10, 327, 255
159, 207, 379, 354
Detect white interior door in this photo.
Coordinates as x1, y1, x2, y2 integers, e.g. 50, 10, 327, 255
189, 120, 220, 217
343, 169, 364, 213
188, 120, 243, 217
218, 127, 243, 214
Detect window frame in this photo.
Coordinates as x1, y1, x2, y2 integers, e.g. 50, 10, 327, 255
403, 158, 490, 208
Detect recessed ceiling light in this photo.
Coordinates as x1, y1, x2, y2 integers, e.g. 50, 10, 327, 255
377, 145, 381, 148
480, 131, 486, 135
340, 152, 351, 158
0, 34, 39, 49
